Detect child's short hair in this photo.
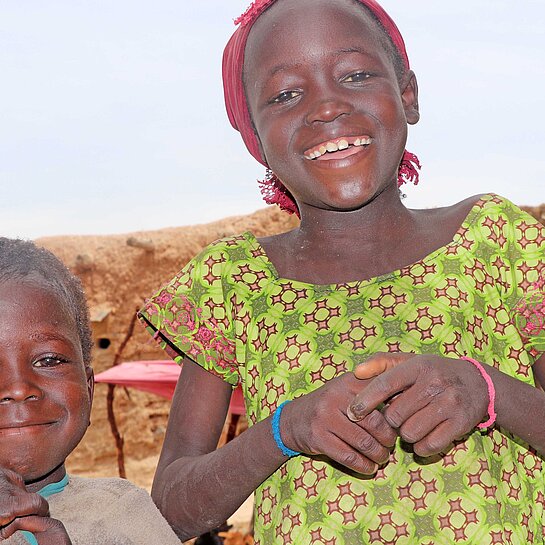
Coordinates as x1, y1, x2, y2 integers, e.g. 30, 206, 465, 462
0, 238, 93, 365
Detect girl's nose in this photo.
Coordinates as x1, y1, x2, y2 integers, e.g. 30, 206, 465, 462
0, 377, 42, 404
305, 96, 352, 125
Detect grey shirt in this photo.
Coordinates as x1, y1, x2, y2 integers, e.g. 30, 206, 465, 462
4, 476, 181, 545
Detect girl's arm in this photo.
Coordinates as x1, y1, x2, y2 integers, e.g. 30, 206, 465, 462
152, 357, 397, 540
489, 353, 545, 451
349, 353, 545, 457
151, 358, 286, 540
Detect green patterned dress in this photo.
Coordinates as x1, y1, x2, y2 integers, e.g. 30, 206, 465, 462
140, 194, 545, 544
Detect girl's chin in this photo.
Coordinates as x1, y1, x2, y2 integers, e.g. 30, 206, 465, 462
304, 185, 387, 211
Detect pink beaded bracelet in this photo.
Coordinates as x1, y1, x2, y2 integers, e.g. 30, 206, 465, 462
461, 356, 497, 429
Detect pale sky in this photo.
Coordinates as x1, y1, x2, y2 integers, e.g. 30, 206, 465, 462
1, 1, 544, 239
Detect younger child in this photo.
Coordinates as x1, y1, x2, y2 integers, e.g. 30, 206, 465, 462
0, 238, 181, 545
140, 1, 545, 543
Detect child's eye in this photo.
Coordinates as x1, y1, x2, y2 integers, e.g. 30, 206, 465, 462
342, 72, 372, 83
270, 90, 300, 104
33, 355, 67, 368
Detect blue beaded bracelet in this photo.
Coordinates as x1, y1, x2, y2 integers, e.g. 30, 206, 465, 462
272, 401, 301, 458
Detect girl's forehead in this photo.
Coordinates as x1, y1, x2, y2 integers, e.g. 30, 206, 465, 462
245, 0, 385, 73
0, 279, 75, 330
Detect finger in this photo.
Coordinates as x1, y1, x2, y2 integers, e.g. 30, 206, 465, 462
381, 379, 446, 429
0, 516, 71, 544
395, 403, 450, 445
322, 435, 379, 475
354, 352, 413, 380
410, 420, 467, 458
0, 492, 49, 527
348, 364, 420, 422
333, 425, 391, 465
356, 410, 398, 449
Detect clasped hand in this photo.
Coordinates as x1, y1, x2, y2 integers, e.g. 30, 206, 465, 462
0, 468, 72, 544
280, 353, 489, 474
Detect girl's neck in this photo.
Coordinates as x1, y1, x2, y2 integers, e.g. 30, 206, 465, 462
259, 192, 481, 285
297, 189, 412, 245
25, 464, 67, 494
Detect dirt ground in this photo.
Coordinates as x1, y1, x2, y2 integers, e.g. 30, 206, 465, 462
35, 201, 544, 538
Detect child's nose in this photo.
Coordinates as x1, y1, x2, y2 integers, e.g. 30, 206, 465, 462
305, 96, 352, 125
0, 376, 42, 404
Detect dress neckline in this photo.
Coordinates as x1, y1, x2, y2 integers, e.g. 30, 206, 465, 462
242, 194, 493, 289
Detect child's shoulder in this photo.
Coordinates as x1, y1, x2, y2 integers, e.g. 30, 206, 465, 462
185, 231, 272, 273
426, 193, 535, 233
193, 232, 258, 260
59, 475, 148, 504
440, 193, 544, 257
48, 476, 182, 544
456, 193, 541, 229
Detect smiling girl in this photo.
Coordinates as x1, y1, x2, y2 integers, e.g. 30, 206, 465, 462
139, 1, 545, 543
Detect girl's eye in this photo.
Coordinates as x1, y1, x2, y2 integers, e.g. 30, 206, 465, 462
270, 90, 300, 104
34, 355, 66, 368
342, 72, 372, 83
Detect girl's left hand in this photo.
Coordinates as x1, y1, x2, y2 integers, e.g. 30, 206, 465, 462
348, 355, 490, 457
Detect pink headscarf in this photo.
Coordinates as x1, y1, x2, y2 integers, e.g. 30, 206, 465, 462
222, 0, 420, 215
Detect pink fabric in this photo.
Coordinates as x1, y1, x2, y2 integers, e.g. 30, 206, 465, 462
95, 360, 245, 415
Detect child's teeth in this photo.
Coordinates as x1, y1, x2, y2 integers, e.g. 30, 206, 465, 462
306, 136, 372, 159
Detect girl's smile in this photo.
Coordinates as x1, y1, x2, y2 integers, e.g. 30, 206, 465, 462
244, 0, 418, 213
304, 135, 372, 161
0, 422, 57, 436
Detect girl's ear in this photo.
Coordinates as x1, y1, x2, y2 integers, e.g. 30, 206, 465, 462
86, 366, 95, 405
401, 70, 420, 125
254, 129, 268, 165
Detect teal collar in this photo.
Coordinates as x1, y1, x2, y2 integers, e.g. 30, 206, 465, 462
22, 474, 69, 545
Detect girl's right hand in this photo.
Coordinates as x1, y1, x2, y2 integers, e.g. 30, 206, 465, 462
1, 516, 72, 544
279, 372, 397, 475
0, 468, 72, 544
0, 468, 49, 527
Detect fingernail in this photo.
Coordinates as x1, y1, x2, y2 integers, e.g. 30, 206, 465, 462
347, 404, 364, 422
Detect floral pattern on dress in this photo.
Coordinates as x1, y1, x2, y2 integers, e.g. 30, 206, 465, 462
140, 195, 545, 544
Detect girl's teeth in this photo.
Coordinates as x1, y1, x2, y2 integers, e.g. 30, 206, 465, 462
306, 136, 372, 159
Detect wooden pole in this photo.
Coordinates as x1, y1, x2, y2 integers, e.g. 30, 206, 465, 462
105, 310, 139, 479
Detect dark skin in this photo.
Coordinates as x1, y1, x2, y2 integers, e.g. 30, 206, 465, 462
0, 281, 94, 544
151, 0, 545, 539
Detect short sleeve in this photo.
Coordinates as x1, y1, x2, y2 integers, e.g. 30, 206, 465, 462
139, 240, 239, 386
487, 196, 545, 356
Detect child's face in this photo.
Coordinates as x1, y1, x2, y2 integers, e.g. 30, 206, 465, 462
0, 280, 93, 486
244, 0, 419, 212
